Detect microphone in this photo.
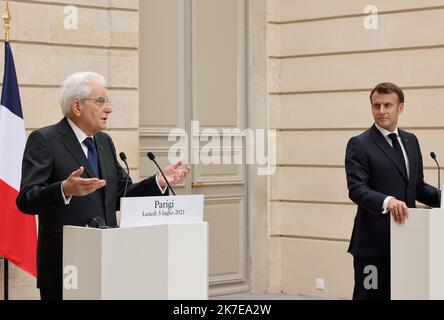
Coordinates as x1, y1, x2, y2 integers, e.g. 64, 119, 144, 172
430, 152, 441, 190
119, 152, 130, 198
147, 152, 176, 196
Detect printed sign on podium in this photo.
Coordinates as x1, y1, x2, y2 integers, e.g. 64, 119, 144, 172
119, 195, 204, 228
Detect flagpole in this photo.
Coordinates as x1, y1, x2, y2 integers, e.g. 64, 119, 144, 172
2, 0, 11, 301
3, 259, 8, 300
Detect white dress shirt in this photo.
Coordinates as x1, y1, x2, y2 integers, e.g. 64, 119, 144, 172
374, 123, 409, 214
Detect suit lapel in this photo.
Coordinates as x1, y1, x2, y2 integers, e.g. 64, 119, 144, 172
57, 118, 96, 178
370, 125, 408, 181
94, 133, 108, 180
94, 133, 110, 204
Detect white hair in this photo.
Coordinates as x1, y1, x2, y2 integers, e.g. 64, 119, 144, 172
59, 71, 107, 117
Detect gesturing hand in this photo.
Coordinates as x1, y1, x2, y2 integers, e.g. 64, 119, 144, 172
157, 160, 191, 188
62, 167, 106, 197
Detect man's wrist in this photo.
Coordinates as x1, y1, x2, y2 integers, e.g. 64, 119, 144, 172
61, 181, 73, 204
62, 180, 74, 198
62, 180, 69, 197
156, 173, 168, 194
382, 196, 395, 214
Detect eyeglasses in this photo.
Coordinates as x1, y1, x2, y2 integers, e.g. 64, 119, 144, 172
80, 97, 111, 107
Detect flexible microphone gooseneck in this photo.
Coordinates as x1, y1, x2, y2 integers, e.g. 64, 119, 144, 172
430, 152, 441, 190
147, 152, 176, 196
119, 152, 130, 198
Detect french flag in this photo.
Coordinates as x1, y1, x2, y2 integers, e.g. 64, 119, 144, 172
0, 42, 37, 277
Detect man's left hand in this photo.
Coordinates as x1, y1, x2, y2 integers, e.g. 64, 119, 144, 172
157, 160, 191, 188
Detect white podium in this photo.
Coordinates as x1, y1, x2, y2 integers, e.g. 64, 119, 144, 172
63, 222, 208, 300
391, 208, 444, 300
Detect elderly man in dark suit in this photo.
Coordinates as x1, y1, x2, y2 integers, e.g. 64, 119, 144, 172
345, 82, 440, 300
16, 71, 190, 300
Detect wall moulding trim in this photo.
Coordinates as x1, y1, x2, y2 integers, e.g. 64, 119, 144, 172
204, 195, 245, 201
195, 166, 244, 186
268, 5, 444, 25
139, 129, 255, 139
195, 178, 244, 186
205, 196, 247, 287
11, 0, 139, 12
191, 147, 244, 152
139, 127, 186, 137
1, 39, 138, 51
209, 283, 250, 297
139, 147, 171, 155
210, 273, 246, 286
195, 129, 247, 137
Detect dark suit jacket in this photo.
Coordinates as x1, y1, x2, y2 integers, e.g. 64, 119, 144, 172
345, 124, 440, 257
16, 118, 166, 290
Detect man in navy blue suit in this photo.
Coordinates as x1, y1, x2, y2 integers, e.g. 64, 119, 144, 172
345, 82, 440, 300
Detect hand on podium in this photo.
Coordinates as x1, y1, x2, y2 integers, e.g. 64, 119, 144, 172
388, 198, 409, 224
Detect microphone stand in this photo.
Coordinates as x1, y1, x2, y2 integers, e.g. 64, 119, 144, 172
147, 153, 176, 196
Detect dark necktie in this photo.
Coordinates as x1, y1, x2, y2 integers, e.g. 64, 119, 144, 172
83, 137, 99, 177
388, 133, 407, 177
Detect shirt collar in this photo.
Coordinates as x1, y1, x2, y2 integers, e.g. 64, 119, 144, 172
67, 117, 92, 144
375, 122, 399, 138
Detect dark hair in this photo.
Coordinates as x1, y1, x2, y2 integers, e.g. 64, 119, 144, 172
370, 82, 404, 104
